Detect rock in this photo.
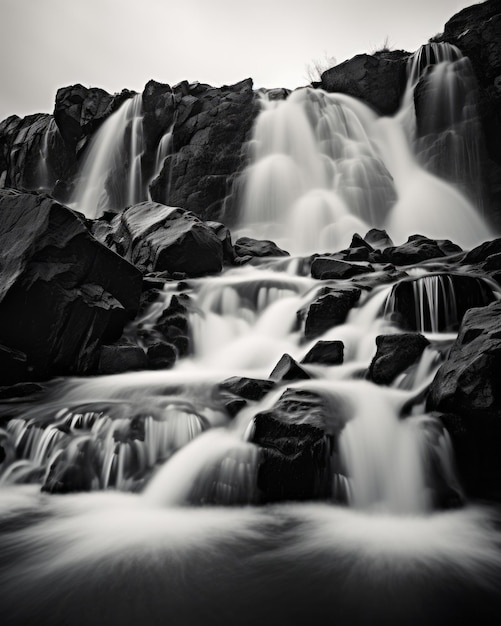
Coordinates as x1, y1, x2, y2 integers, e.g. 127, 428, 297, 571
269, 354, 311, 382
141, 80, 176, 170
364, 228, 394, 249
299, 287, 362, 339
428, 300, 501, 500
0, 190, 142, 379
301, 340, 344, 366
93, 201, 224, 276
381, 235, 447, 265
320, 51, 410, 115
234, 236, 289, 259
54, 84, 134, 155
150, 78, 257, 221
0, 114, 74, 196
385, 273, 495, 332
311, 256, 374, 279
97, 344, 148, 374
146, 341, 178, 369
0, 344, 28, 386
218, 376, 276, 401
462, 237, 501, 264
154, 294, 192, 356
206, 220, 237, 264
369, 333, 430, 385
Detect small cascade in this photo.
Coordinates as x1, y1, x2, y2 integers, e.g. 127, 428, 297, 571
70, 94, 146, 218
400, 43, 486, 208
384, 272, 496, 334
35, 117, 57, 191
152, 126, 174, 182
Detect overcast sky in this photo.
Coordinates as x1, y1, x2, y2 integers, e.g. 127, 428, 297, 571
0, 0, 479, 122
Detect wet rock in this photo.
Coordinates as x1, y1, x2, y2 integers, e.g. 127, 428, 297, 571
428, 300, 501, 501
146, 341, 178, 370
369, 333, 430, 385
269, 354, 311, 382
206, 220, 237, 264
234, 236, 289, 259
54, 84, 134, 155
301, 340, 344, 366
150, 78, 257, 221
0, 190, 142, 379
218, 376, 276, 401
381, 235, 448, 265
364, 228, 394, 250
462, 237, 501, 264
92, 201, 224, 276
320, 51, 410, 115
154, 294, 192, 356
311, 256, 374, 280
299, 287, 362, 339
97, 344, 148, 374
0, 114, 74, 196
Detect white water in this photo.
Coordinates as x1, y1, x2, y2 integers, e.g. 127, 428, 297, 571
70, 94, 146, 218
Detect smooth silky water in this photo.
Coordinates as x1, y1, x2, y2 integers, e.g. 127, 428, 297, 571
1, 43, 501, 625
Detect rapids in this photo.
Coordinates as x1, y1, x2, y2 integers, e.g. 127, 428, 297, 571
1, 42, 501, 625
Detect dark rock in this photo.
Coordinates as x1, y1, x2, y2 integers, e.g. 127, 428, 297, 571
0, 190, 142, 379
0, 382, 46, 400
462, 237, 501, 264
218, 376, 276, 401
93, 201, 224, 276
150, 78, 257, 222
234, 236, 289, 259
311, 256, 374, 279
381, 235, 447, 265
301, 340, 344, 366
54, 84, 133, 155
154, 294, 192, 356
269, 354, 311, 381
206, 220, 236, 263
0, 344, 28, 386
299, 287, 362, 339
369, 333, 430, 385
0, 114, 74, 196
428, 300, 501, 501
97, 344, 148, 374
385, 273, 495, 332
320, 51, 410, 115
219, 392, 247, 418
146, 341, 178, 369
364, 228, 394, 249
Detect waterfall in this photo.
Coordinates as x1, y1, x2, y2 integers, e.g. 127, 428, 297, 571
236, 43, 492, 253
69, 94, 146, 218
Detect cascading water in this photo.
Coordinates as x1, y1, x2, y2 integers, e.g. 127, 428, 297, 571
236, 42, 493, 253
2, 40, 501, 626
69, 94, 146, 218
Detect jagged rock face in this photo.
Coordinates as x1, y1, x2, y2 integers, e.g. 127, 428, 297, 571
150, 78, 257, 222
0, 190, 142, 381
92, 201, 224, 276
320, 51, 410, 115
428, 299, 501, 500
0, 114, 74, 192
54, 84, 134, 155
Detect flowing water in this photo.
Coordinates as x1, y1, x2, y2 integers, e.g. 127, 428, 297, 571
1, 43, 501, 624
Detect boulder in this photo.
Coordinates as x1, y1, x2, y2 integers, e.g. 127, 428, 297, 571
234, 236, 289, 259
462, 237, 501, 264
311, 256, 374, 280
381, 235, 448, 265
146, 341, 178, 369
154, 294, 192, 357
368, 333, 430, 385
269, 354, 311, 382
53, 84, 134, 155
97, 344, 148, 375
320, 51, 410, 115
428, 300, 501, 501
92, 201, 224, 276
301, 340, 344, 366
218, 376, 276, 401
0, 190, 142, 380
299, 287, 362, 339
